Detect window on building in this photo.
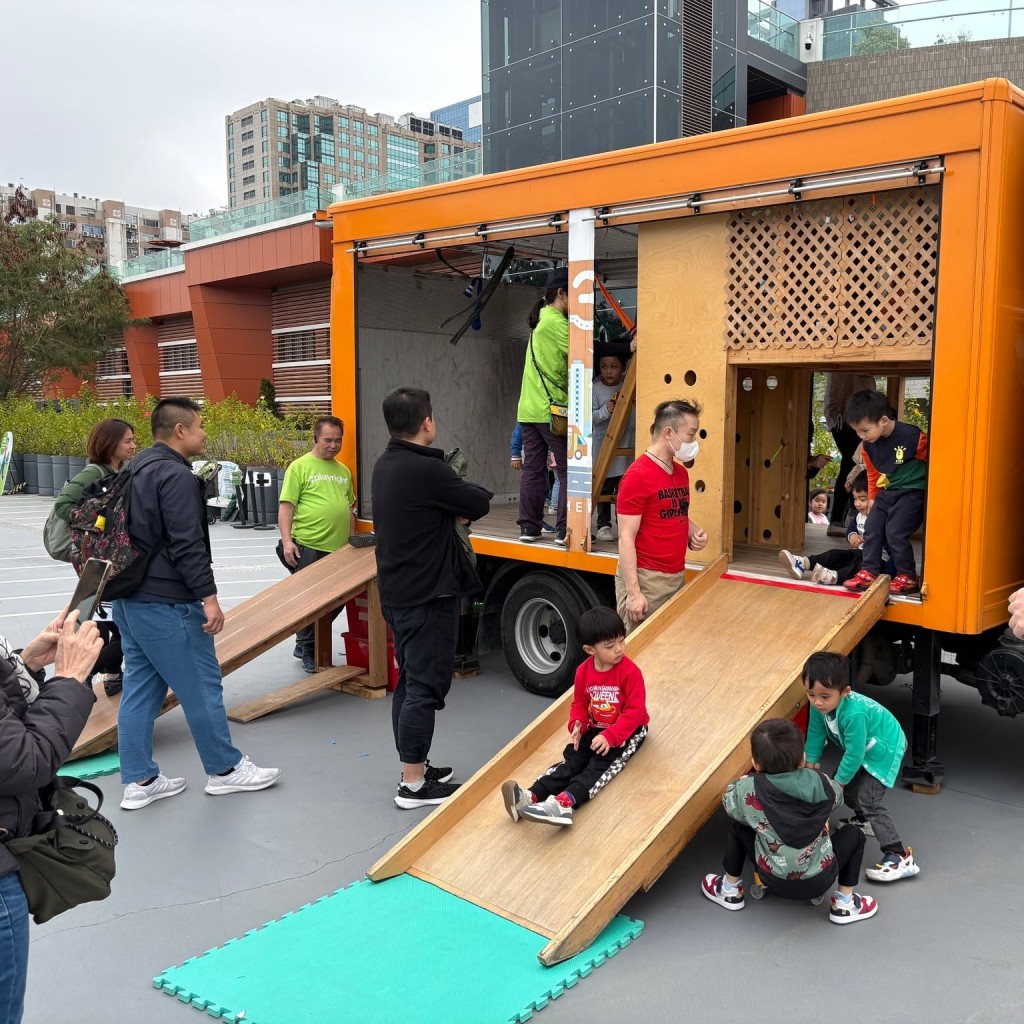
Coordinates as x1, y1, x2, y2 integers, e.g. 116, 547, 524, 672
339, 161, 350, 172
229, 182, 236, 193
339, 146, 349, 158
263, 155, 269, 167
368, 124, 379, 136
368, 154, 379, 166
66, 205, 75, 215
242, 160, 254, 171
142, 218, 159, 227
81, 224, 104, 237
277, 110, 288, 122
278, 141, 289, 154
160, 345, 200, 374
264, 186, 271, 198
424, 143, 436, 155
339, 116, 349, 127
241, 114, 253, 127
315, 114, 333, 134
229, 166, 235, 178
228, 152, 235, 164
442, 144, 451, 154
243, 189, 256, 200
278, 126, 289, 138
243, 175, 255, 186
292, 113, 310, 134
242, 145, 254, 156
241, 130, 253, 142
229, 196, 237, 208
228, 122, 234, 136
338, 131, 348, 142
228, 138, 234, 151
386, 133, 419, 172
355, 150, 363, 161
279, 172, 291, 184
261, 108, 268, 122
261, 125, 268, 138
324, 171, 336, 186
263, 171, 270, 182
292, 172, 299, 183
355, 166, 364, 177
262, 140, 269, 152
281, 157, 291, 168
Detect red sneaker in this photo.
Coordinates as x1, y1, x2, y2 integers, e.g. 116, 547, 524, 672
889, 573, 921, 595
843, 569, 878, 593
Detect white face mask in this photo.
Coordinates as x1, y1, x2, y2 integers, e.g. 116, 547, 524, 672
671, 432, 699, 463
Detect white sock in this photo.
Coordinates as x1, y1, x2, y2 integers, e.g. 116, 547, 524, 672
403, 777, 424, 792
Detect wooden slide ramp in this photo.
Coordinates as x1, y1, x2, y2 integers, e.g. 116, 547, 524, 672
368, 555, 888, 965
69, 545, 380, 759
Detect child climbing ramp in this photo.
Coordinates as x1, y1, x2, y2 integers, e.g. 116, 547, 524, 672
501, 608, 649, 827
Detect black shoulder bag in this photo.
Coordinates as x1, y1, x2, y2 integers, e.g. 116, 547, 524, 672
2, 776, 118, 924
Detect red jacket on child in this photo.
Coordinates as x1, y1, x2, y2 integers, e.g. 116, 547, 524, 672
568, 655, 649, 749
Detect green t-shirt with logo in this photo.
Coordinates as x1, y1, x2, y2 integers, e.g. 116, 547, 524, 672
279, 452, 355, 553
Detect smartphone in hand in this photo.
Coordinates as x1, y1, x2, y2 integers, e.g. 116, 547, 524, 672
68, 559, 113, 628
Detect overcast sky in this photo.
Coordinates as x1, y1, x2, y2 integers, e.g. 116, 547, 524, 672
2, 0, 482, 214
3, 0, 937, 215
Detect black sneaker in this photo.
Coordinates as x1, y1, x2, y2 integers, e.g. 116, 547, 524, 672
394, 779, 460, 809
424, 761, 453, 784
301, 652, 316, 674
293, 644, 303, 659
552, 529, 567, 547
519, 530, 541, 543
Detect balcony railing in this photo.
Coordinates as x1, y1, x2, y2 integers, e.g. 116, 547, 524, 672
823, 0, 1024, 60
188, 187, 333, 242
339, 150, 482, 202
747, 0, 800, 58
115, 248, 184, 280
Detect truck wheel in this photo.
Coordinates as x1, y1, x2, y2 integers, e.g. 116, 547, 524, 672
976, 635, 1024, 717
500, 572, 587, 697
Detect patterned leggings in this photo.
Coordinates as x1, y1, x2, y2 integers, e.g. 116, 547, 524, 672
530, 725, 648, 807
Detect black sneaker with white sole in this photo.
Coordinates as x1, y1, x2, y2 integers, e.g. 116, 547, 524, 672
425, 761, 453, 784
394, 779, 460, 809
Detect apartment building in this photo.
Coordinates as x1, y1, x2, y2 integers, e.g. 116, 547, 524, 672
0, 184, 192, 268
224, 96, 481, 208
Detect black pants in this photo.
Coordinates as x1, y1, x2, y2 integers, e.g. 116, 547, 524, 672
384, 597, 459, 764
829, 422, 861, 526
277, 542, 336, 654
724, 820, 865, 898
596, 475, 621, 528
861, 489, 924, 576
94, 618, 123, 675
814, 547, 863, 584
531, 725, 648, 807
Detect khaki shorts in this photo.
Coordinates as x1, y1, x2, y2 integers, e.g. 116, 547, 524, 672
615, 567, 686, 634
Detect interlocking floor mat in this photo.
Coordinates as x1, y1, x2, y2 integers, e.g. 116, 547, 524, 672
154, 873, 642, 1024
58, 751, 120, 780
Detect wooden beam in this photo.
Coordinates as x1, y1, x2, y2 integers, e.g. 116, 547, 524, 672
366, 578, 388, 689
227, 665, 364, 723
728, 347, 932, 366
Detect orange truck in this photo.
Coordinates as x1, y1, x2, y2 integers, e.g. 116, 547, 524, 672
326, 80, 1024, 791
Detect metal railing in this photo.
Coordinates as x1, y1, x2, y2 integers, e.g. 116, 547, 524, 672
339, 150, 482, 202
823, 0, 1024, 59
115, 248, 185, 280
747, 0, 800, 58
188, 187, 333, 242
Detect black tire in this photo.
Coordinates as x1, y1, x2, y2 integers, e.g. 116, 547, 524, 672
500, 572, 588, 697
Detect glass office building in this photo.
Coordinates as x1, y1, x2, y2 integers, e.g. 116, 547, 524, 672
431, 97, 484, 142
482, 0, 806, 173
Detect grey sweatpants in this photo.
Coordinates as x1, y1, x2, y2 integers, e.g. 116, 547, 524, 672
843, 769, 903, 854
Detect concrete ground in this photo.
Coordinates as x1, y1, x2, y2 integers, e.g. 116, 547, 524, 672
3, 494, 1022, 1024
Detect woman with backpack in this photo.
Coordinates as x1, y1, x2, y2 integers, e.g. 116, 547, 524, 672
47, 419, 137, 697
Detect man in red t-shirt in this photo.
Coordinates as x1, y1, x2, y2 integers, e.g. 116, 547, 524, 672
615, 399, 709, 632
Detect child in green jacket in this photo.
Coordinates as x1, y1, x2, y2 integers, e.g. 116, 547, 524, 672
702, 718, 877, 925
803, 651, 920, 883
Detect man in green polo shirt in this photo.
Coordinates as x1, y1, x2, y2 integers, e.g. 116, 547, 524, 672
278, 415, 356, 674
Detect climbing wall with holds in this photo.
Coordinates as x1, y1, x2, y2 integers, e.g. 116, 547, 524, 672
733, 369, 810, 552
637, 215, 731, 563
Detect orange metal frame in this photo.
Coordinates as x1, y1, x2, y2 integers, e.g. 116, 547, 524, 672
329, 80, 1024, 635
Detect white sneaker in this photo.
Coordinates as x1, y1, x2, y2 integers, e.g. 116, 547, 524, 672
521, 794, 573, 826
596, 525, 615, 541
500, 780, 531, 823
204, 755, 281, 795
812, 564, 839, 585
865, 847, 920, 883
779, 549, 810, 579
120, 774, 186, 810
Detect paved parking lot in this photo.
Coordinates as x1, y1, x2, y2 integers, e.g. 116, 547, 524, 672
3, 494, 1022, 1024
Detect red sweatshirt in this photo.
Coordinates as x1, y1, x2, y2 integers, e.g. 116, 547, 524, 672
568, 655, 650, 748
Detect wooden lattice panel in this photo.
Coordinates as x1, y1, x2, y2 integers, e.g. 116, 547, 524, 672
724, 186, 939, 352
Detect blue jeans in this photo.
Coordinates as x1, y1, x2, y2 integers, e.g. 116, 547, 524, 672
0, 872, 29, 1024
112, 600, 242, 784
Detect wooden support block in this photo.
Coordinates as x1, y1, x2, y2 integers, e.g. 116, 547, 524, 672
453, 669, 479, 680
911, 783, 941, 796
227, 665, 363, 723
366, 578, 388, 689
334, 678, 389, 700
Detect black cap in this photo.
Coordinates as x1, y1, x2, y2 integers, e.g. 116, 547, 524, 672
545, 266, 568, 290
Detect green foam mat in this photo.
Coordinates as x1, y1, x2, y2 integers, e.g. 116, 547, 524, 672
58, 751, 120, 780
154, 873, 643, 1024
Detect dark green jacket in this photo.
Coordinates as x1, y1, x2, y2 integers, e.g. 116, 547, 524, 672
53, 463, 113, 523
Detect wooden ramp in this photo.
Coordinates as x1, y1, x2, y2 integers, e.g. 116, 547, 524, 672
368, 556, 888, 965
70, 545, 380, 759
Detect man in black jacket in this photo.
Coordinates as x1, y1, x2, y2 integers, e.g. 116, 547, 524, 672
112, 398, 280, 811
371, 387, 492, 809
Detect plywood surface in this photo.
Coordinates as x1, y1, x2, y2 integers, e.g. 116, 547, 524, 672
70, 546, 378, 758
378, 569, 886, 960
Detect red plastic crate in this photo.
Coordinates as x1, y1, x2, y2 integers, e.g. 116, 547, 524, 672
342, 631, 398, 692
343, 591, 392, 642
